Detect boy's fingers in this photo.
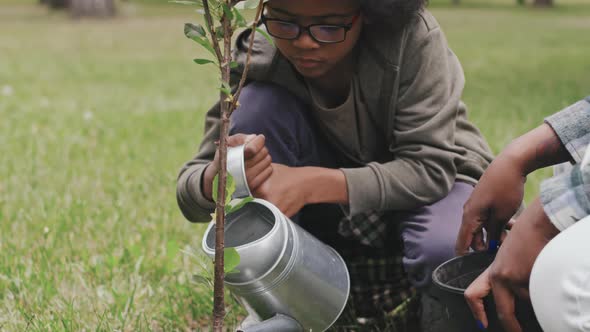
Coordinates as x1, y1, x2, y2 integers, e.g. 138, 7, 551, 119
226, 133, 254, 147
248, 164, 273, 192
245, 147, 270, 168
245, 155, 272, 187
243, 135, 266, 159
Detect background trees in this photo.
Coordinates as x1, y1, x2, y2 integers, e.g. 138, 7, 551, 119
40, 0, 116, 17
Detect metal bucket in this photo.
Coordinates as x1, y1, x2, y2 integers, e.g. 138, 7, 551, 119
201, 146, 350, 332
432, 252, 543, 332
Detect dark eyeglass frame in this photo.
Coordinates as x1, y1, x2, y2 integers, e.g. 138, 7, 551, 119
260, 7, 360, 44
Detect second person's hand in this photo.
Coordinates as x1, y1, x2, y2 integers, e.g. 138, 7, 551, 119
456, 151, 526, 255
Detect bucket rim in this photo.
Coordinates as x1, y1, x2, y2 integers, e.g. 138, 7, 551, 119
432, 252, 494, 295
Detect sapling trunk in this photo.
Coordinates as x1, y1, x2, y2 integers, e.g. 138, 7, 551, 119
196, 1, 265, 330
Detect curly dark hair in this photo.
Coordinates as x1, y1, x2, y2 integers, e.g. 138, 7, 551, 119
361, 0, 428, 29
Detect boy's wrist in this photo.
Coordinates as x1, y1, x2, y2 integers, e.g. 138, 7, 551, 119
300, 167, 348, 205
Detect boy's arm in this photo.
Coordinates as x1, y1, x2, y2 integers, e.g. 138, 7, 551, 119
176, 100, 222, 223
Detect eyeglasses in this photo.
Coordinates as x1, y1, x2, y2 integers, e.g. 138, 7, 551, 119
261, 9, 360, 44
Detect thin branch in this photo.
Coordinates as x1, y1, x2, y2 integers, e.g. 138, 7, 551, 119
212, 2, 235, 331
202, 0, 224, 63
229, 0, 265, 113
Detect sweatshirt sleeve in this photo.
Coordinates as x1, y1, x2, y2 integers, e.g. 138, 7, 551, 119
176, 100, 222, 223
341, 15, 463, 216
544, 97, 590, 163
540, 97, 590, 231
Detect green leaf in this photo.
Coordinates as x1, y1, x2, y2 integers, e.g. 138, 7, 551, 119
214, 26, 224, 40
230, 61, 239, 69
212, 174, 219, 202
184, 22, 206, 37
193, 58, 215, 65
226, 173, 235, 204
219, 87, 231, 97
184, 23, 217, 57
255, 27, 274, 46
212, 173, 234, 205
227, 196, 254, 214
232, 8, 247, 28
224, 247, 241, 274
221, 3, 234, 21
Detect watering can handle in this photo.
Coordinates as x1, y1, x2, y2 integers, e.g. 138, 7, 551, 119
227, 145, 252, 199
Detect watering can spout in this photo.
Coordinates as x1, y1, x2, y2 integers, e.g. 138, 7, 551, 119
236, 314, 303, 332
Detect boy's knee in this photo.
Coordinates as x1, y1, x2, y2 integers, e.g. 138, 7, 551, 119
403, 234, 456, 288
229, 82, 315, 166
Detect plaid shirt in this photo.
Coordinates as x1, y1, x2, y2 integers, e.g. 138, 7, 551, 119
332, 228, 419, 330
338, 210, 389, 248
541, 96, 590, 231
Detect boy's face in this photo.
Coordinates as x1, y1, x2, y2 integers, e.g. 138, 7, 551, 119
265, 0, 362, 79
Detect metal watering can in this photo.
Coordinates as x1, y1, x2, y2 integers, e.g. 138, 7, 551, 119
201, 146, 350, 332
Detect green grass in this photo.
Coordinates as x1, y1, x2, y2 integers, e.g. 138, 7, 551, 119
0, 1, 589, 330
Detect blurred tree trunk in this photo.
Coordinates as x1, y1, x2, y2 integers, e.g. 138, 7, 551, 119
70, 0, 116, 17
43, 0, 69, 9
534, 0, 553, 6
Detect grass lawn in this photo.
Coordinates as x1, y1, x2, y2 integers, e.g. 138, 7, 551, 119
0, 0, 589, 330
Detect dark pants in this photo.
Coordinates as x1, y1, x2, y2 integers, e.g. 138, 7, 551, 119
229, 82, 473, 290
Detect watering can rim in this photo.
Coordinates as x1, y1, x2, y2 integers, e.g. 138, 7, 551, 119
201, 199, 291, 286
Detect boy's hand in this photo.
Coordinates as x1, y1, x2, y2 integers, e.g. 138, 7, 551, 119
204, 134, 272, 201
252, 164, 307, 218
456, 153, 526, 255
464, 198, 559, 332
241, 134, 273, 192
